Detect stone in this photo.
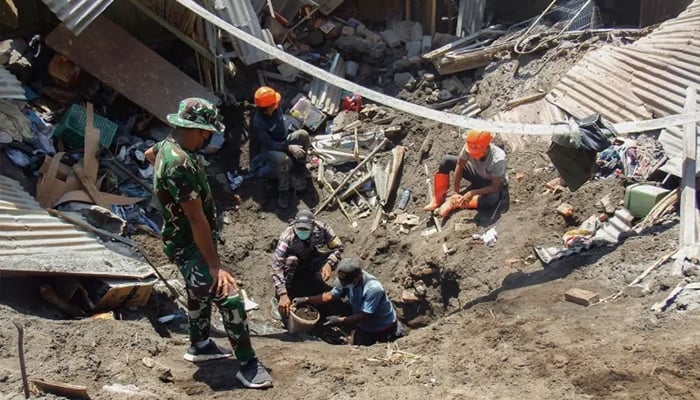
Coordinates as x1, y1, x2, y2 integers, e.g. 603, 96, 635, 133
625, 284, 649, 298
380, 29, 402, 48
392, 20, 414, 42
423, 73, 435, 82
405, 40, 422, 58
394, 72, 414, 88
141, 357, 155, 368
402, 289, 420, 303
422, 35, 432, 52
341, 26, 355, 36
438, 89, 452, 101
441, 76, 467, 94
414, 280, 428, 297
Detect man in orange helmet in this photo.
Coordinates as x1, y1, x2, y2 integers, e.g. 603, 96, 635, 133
250, 86, 310, 208
424, 130, 507, 217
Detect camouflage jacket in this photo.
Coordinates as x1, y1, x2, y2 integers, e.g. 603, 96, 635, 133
272, 221, 343, 296
152, 137, 218, 259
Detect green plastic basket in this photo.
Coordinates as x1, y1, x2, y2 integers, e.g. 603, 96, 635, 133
53, 104, 118, 149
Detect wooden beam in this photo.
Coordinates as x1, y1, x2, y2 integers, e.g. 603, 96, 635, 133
679, 86, 699, 250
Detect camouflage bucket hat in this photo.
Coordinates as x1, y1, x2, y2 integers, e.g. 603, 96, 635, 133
167, 97, 225, 132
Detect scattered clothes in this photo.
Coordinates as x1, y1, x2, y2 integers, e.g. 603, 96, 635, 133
112, 205, 160, 236
118, 182, 151, 198
226, 171, 246, 191
5, 147, 31, 167
596, 138, 638, 178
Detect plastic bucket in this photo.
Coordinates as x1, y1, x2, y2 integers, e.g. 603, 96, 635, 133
288, 305, 320, 333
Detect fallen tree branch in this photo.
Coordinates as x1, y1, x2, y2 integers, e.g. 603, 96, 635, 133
13, 322, 30, 399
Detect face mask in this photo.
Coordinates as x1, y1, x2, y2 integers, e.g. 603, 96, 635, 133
295, 228, 311, 241
198, 131, 214, 152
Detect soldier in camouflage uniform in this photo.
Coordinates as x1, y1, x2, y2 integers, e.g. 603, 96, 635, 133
145, 98, 272, 389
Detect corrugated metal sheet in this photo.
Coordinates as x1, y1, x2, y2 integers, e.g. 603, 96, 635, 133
211, 0, 274, 65
42, 0, 114, 35
492, 98, 563, 151
0, 66, 25, 100
0, 175, 152, 279
546, 0, 700, 176
308, 53, 345, 116
456, 0, 486, 37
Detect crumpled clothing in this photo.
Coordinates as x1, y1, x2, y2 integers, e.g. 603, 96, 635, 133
112, 205, 160, 236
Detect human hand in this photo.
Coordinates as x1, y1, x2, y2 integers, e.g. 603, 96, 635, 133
278, 294, 291, 316
461, 191, 474, 204
324, 315, 342, 326
292, 297, 308, 306
288, 145, 306, 160
210, 266, 238, 298
321, 263, 332, 281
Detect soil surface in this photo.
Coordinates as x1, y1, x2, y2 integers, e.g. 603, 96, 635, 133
2, 33, 699, 400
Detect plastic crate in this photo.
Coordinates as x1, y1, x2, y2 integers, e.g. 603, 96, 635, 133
53, 104, 118, 149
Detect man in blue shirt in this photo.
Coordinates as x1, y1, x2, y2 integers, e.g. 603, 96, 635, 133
250, 86, 310, 209
294, 259, 403, 346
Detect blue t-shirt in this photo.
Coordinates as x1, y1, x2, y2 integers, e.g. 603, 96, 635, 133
331, 272, 396, 332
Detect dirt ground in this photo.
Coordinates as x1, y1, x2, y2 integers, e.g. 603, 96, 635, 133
2, 36, 700, 400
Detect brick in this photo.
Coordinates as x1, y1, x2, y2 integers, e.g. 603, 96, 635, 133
564, 288, 600, 306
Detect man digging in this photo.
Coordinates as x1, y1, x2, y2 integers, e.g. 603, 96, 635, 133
146, 98, 272, 389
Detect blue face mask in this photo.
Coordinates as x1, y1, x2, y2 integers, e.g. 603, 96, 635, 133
295, 228, 311, 241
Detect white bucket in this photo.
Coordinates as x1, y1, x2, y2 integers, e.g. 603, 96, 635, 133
288, 305, 320, 333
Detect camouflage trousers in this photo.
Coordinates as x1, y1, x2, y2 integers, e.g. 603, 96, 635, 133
174, 250, 255, 362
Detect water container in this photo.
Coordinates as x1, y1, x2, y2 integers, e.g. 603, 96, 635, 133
624, 184, 670, 218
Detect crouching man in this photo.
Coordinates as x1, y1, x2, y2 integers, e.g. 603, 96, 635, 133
293, 259, 403, 346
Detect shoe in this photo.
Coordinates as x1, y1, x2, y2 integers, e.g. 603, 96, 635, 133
423, 173, 450, 211
277, 190, 290, 209
183, 339, 232, 362
236, 358, 273, 389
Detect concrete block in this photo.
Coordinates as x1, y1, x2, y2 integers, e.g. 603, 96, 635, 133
410, 22, 423, 41
341, 26, 356, 36
422, 35, 432, 52
392, 20, 414, 42
405, 40, 422, 57
380, 29, 402, 48
402, 289, 420, 303
564, 288, 600, 306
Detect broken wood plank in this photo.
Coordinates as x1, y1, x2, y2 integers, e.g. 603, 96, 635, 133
679, 87, 699, 251
564, 288, 599, 306
382, 146, 405, 207
72, 164, 106, 207
31, 379, 90, 399
651, 281, 686, 312
628, 249, 676, 286
505, 92, 546, 109
83, 103, 99, 183
433, 42, 513, 75
315, 138, 390, 214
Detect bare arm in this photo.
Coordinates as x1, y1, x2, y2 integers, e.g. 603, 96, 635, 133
305, 291, 335, 305
145, 146, 156, 165
453, 158, 467, 193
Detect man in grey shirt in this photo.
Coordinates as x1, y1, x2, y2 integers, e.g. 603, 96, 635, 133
424, 130, 507, 217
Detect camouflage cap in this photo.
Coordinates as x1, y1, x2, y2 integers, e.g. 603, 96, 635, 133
167, 97, 225, 132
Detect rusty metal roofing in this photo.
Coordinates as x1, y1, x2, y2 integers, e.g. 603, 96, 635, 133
210, 0, 274, 65
546, 0, 700, 176
0, 66, 25, 100
41, 0, 114, 35
0, 175, 152, 279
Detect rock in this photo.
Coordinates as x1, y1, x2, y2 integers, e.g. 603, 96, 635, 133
402, 289, 420, 303
414, 280, 428, 297
476, 95, 491, 109
141, 357, 155, 368
380, 29, 402, 48
394, 72, 414, 88
504, 259, 521, 267
423, 73, 435, 82
441, 76, 467, 94
625, 284, 649, 298
470, 83, 479, 94
405, 40, 422, 58
341, 26, 355, 36
438, 89, 452, 101
422, 35, 432, 52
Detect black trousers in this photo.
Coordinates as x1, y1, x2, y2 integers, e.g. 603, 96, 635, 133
438, 154, 502, 209
352, 321, 403, 346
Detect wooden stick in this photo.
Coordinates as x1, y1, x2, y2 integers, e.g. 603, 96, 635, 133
319, 174, 353, 223
628, 249, 676, 286
13, 322, 30, 399
315, 138, 390, 214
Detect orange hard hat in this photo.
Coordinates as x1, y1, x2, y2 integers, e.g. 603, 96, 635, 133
465, 130, 493, 159
254, 86, 281, 109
